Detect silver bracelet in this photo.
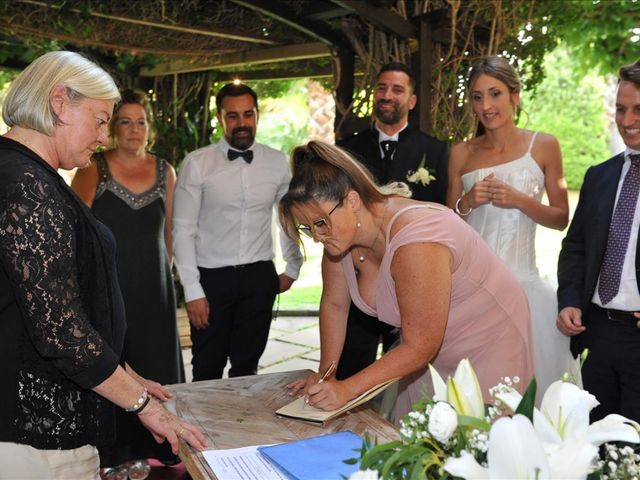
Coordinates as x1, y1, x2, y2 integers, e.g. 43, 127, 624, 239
125, 387, 149, 413
454, 197, 473, 217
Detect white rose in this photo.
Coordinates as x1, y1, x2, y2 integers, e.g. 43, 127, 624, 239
349, 469, 380, 480
428, 401, 458, 443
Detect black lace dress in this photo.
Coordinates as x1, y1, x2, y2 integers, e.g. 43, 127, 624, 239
92, 153, 184, 466
0, 137, 125, 450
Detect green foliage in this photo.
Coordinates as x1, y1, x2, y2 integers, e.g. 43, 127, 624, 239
520, 47, 611, 190
257, 81, 310, 157
353, 395, 490, 480
278, 285, 321, 311
541, 0, 640, 76
0, 68, 18, 91
514, 378, 536, 421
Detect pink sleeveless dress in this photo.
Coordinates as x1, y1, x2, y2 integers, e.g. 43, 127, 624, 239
340, 204, 534, 420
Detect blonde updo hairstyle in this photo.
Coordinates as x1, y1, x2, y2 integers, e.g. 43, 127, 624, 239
2, 51, 120, 136
279, 140, 411, 244
109, 88, 156, 148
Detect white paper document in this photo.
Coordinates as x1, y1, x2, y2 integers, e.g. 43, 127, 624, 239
202, 445, 289, 480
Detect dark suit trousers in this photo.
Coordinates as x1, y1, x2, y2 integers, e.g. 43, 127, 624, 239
337, 302, 399, 380
190, 261, 279, 381
574, 304, 640, 423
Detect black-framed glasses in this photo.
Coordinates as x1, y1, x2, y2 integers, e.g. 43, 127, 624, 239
297, 197, 344, 239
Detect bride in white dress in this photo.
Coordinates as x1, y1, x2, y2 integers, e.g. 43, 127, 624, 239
447, 56, 573, 399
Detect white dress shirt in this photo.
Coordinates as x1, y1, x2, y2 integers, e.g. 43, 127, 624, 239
593, 148, 640, 310
173, 137, 303, 302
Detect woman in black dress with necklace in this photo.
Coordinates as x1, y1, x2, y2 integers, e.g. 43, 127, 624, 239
73, 89, 184, 473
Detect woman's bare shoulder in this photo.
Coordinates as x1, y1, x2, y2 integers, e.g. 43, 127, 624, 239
386, 199, 446, 238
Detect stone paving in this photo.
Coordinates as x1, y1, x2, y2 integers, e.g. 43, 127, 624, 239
181, 316, 321, 382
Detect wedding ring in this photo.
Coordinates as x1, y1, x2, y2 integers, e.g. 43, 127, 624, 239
178, 427, 185, 438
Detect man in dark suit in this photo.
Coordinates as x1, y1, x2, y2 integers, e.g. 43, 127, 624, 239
336, 62, 449, 379
557, 59, 640, 422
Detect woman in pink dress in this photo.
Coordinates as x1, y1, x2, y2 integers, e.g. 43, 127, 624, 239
281, 141, 534, 421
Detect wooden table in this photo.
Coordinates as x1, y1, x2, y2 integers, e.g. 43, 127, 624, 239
168, 370, 399, 480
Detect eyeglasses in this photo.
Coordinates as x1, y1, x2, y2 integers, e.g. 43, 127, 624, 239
297, 197, 344, 239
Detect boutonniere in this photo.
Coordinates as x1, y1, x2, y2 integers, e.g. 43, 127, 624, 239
406, 154, 436, 186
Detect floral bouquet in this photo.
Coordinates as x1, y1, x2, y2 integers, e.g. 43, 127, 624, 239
348, 356, 640, 480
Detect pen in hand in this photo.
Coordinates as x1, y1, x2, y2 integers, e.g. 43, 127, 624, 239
318, 361, 336, 384
304, 361, 337, 405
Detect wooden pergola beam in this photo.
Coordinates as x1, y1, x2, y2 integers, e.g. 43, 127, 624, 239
213, 66, 336, 82
2, 23, 238, 58
329, 0, 416, 39
140, 42, 332, 76
16, 0, 277, 45
229, 0, 349, 49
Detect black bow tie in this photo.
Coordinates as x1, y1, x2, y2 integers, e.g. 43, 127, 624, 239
227, 149, 253, 163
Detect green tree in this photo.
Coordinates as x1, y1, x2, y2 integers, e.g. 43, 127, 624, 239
542, 0, 639, 76
520, 47, 611, 190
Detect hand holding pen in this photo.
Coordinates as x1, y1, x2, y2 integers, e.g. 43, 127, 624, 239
304, 361, 337, 404
285, 361, 337, 399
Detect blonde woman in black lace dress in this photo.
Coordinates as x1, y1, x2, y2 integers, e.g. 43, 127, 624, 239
72, 90, 184, 474
0, 52, 205, 479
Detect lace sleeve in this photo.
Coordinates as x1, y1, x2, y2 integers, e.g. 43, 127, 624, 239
0, 168, 118, 385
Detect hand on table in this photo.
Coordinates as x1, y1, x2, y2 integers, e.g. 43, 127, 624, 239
126, 366, 173, 401
138, 398, 208, 454
286, 372, 321, 398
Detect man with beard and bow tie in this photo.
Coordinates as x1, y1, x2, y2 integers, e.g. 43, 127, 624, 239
173, 83, 302, 381
336, 63, 449, 380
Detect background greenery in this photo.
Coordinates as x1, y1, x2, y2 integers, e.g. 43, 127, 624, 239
520, 46, 612, 190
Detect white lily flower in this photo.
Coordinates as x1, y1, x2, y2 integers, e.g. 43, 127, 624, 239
429, 360, 485, 419
495, 380, 640, 449
446, 359, 485, 419
542, 382, 597, 431
586, 414, 640, 445
444, 451, 489, 479
546, 438, 598, 480
445, 415, 551, 479
429, 364, 447, 402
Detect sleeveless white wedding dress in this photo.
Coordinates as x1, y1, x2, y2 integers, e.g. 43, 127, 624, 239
461, 132, 573, 399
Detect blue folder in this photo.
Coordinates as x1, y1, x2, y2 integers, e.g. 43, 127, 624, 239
257, 431, 363, 480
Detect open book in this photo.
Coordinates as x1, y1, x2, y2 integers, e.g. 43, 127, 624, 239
275, 377, 399, 425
